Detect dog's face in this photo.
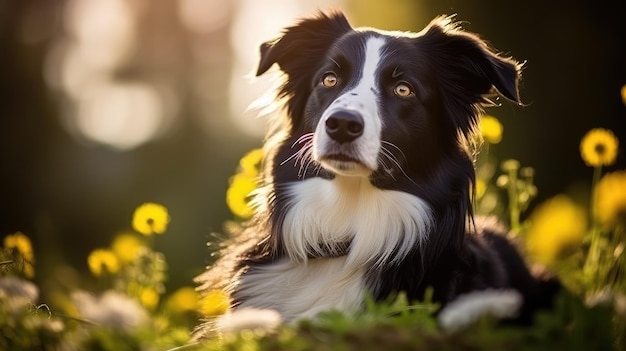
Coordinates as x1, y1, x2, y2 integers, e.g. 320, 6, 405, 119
306, 33, 436, 178
257, 12, 521, 185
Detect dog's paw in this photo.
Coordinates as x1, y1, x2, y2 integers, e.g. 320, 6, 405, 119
216, 308, 283, 334
438, 289, 522, 332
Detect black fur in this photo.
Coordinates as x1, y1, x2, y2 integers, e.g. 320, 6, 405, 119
196, 11, 558, 333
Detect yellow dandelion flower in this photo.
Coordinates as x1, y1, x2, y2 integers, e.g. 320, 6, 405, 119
3, 232, 33, 257
199, 290, 229, 317
111, 232, 145, 263
580, 128, 619, 167
239, 148, 264, 177
226, 172, 258, 219
480, 115, 503, 144
166, 286, 199, 314
225, 149, 264, 219
621, 84, 626, 106
595, 170, 626, 226
138, 287, 160, 310
3, 232, 35, 278
87, 249, 120, 277
525, 195, 587, 264
132, 203, 170, 236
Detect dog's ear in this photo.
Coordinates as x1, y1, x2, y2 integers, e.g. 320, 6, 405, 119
255, 12, 352, 119
421, 16, 522, 103
256, 11, 352, 77
418, 16, 522, 135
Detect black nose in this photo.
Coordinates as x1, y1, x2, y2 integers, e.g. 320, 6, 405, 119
324, 110, 364, 144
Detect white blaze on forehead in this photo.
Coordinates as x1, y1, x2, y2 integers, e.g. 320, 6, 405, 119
354, 36, 386, 95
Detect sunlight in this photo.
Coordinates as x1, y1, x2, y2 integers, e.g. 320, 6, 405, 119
74, 82, 165, 150
228, 0, 346, 138
64, 0, 135, 72
178, 0, 231, 34
46, 0, 171, 150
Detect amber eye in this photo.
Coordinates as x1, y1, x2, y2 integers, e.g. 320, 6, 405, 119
394, 82, 414, 97
321, 72, 338, 88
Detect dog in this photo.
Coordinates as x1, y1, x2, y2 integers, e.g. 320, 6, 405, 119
196, 11, 558, 335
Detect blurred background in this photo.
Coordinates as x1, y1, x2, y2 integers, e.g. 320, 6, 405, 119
1, 0, 624, 295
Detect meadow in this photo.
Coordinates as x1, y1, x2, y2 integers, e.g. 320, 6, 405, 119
2, 99, 625, 350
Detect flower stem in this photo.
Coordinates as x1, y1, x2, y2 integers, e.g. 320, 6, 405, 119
583, 166, 603, 292
507, 167, 520, 234
590, 166, 602, 230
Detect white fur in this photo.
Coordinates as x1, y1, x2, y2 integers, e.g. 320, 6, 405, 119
234, 256, 366, 323
234, 176, 432, 323
313, 36, 387, 175
438, 289, 522, 332
283, 176, 432, 267
217, 308, 282, 334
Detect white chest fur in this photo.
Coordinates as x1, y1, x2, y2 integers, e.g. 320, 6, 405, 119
235, 176, 432, 322
282, 176, 432, 268
235, 256, 365, 323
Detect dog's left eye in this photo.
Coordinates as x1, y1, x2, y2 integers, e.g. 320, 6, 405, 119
394, 82, 414, 98
321, 72, 338, 88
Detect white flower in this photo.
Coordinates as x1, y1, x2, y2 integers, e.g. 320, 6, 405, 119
216, 308, 282, 334
438, 289, 522, 332
0, 277, 39, 311
71, 290, 148, 331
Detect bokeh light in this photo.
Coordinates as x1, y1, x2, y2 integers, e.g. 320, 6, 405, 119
45, 0, 175, 150
228, 0, 345, 138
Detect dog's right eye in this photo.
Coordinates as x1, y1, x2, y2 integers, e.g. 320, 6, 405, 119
321, 73, 338, 88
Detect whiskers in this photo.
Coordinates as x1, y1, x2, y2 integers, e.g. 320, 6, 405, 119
280, 136, 414, 183
280, 133, 321, 178
379, 140, 416, 184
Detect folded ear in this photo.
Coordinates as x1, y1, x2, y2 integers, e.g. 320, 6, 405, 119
417, 16, 523, 136
255, 11, 353, 119
256, 11, 353, 77
421, 16, 522, 104
424, 17, 522, 104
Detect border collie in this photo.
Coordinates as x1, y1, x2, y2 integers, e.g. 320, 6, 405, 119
196, 11, 558, 334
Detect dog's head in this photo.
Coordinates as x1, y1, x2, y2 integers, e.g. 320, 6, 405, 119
257, 11, 521, 184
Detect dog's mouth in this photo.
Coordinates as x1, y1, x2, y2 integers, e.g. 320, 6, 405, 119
319, 153, 373, 176
326, 153, 361, 163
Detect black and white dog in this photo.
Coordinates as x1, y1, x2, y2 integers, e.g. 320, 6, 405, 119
197, 11, 558, 334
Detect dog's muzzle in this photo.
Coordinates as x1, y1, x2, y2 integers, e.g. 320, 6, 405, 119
313, 87, 382, 176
